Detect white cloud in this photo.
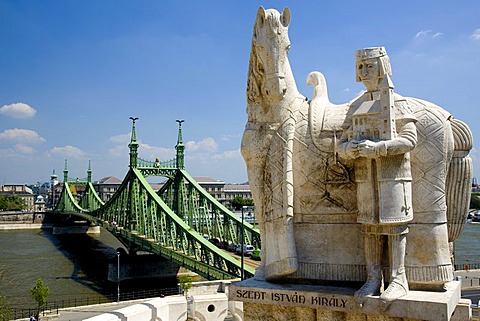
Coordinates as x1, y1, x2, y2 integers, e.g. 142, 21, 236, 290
470, 28, 480, 41
415, 30, 431, 39
107, 134, 175, 160
0, 103, 37, 118
183, 138, 241, 165
48, 145, 85, 158
212, 149, 241, 160
185, 147, 246, 182
0, 128, 45, 143
109, 132, 131, 144
108, 132, 132, 157
414, 30, 444, 40
185, 137, 218, 153
0, 145, 36, 158
108, 144, 127, 157
138, 143, 175, 160
14, 144, 35, 154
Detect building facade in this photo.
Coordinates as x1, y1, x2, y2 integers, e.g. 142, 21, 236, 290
93, 176, 123, 202
191, 177, 252, 210
0, 184, 35, 211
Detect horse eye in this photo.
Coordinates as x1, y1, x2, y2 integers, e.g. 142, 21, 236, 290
286, 45, 291, 52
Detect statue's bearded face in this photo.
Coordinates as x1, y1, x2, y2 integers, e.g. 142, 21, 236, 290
357, 58, 381, 92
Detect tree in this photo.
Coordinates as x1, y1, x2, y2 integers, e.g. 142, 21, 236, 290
244, 198, 254, 207
0, 291, 11, 321
231, 196, 254, 210
178, 275, 193, 298
30, 278, 50, 318
0, 195, 26, 211
471, 193, 480, 210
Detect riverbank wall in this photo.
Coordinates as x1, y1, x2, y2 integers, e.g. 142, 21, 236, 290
0, 212, 51, 230
0, 223, 51, 230
0, 211, 46, 224
0, 212, 63, 230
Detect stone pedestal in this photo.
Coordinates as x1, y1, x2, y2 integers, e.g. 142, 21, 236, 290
229, 278, 467, 321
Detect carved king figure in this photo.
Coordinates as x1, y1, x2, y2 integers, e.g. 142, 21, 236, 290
338, 47, 416, 305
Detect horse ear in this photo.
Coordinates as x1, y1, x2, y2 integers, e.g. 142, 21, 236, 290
256, 6, 266, 26
281, 7, 291, 27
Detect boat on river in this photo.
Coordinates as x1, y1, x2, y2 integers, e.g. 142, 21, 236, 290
467, 210, 480, 223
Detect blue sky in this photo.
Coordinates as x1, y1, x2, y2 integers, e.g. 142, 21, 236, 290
0, 1, 479, 185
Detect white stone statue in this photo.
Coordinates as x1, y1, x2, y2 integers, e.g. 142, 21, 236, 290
337, 47, 416, 305
241, 6, 473, 305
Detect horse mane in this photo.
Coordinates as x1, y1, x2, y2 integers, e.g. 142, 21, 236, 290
247, 9, 283, 108
246, 38, 264, 107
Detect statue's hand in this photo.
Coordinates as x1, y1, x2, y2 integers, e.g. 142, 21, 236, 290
357, 140, 378, 158
343, 140, 360, 159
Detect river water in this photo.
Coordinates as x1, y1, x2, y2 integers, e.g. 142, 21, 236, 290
0, 227, 177, 312
452, 222, 480, 266
0, 223, 478, 311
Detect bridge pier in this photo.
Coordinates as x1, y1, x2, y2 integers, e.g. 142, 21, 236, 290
52, 221, 100, 235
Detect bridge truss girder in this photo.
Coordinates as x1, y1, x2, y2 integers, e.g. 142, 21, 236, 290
52, 166, 257, 280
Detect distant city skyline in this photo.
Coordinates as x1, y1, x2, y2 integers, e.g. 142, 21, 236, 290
1, 1, 479, 184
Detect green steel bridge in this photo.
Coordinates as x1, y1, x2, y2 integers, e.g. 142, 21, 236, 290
50, 118, 259, 280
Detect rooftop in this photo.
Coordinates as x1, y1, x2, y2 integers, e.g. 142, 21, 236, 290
95, 176, 122, 184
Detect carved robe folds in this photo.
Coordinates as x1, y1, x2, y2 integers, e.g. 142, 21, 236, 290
355, 154, 413, 225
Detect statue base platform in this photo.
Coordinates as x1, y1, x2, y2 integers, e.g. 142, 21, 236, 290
229, 278, 471, 321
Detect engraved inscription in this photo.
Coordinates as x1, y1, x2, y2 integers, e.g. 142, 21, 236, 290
311, 295, 347, 308
234, 288, 348, 309
236, 289, 267, 300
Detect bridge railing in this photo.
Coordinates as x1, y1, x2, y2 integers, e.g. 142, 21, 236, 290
138, 157, 176, 168
456, 263, 480, 271
9, 287, 181, 319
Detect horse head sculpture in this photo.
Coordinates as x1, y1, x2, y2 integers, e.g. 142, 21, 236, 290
250, 7, 291, 104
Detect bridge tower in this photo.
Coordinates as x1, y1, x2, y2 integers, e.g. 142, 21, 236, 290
127, 117, 140, 232
173, 120, 188, 220
87, 160, 92, 183
63, 159, 68, 182
60, 159, 70, 210
50, 169, 58, 208
129, 117, 139, 169
175, 119, 185, 170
